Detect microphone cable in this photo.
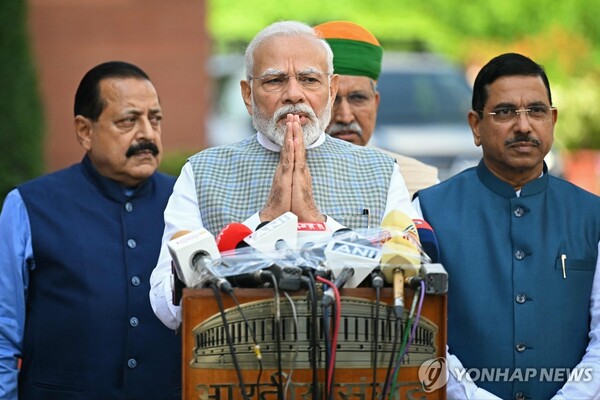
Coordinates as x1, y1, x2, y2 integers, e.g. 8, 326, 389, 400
370, 269, 385, 400
227, 287, 264, 400
267, 272, 284, 399
305, 270, 320, 400
283, 291, 300, 400
379, 307, 402, 400
210, 284, 251, 400
322, 302, 331, 400
316, 275, 341, 400
389, 280, 425, 396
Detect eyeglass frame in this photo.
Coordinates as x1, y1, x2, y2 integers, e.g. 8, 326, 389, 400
248, 70, 331, 92
482, 104, 557, 123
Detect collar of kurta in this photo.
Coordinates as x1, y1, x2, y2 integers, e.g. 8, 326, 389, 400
476, 159, 548, 199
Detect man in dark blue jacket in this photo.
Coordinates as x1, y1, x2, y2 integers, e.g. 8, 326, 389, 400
0, 61, 180, 399
415, 53, 600, 399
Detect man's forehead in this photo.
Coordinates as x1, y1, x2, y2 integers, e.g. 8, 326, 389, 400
486, 75, 549, 104
253, 35, 328, 74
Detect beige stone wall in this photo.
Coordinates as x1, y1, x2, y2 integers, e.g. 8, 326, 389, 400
27, 0, 211, 172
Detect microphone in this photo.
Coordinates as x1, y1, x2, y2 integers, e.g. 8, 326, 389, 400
224, 257, 304, 291
167, 229, 232, 292
216, 222, 253, 252
324, 238, 382, 288
381, 210, 420, 245
297, 220, 330, 249
322, 266, 354, 306
413, 219, 440, 263
380, 210, 423, 318
244, 212, 298, 254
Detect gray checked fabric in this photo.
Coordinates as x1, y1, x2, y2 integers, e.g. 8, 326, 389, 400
189, 135, 395, 236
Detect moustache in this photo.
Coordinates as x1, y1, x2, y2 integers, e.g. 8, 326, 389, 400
505, 136, 541, 146
126, 142, 159, 158
274, 104, 317, 122
327, 122, 362, 136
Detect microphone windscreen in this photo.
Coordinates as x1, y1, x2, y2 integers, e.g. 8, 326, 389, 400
216, 223, 253, 252
413, 219, 440, 263
380, 237, 421, 282
381, 210, 420, 245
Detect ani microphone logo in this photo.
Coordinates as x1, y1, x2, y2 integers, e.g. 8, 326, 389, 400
418, 357, 448, 392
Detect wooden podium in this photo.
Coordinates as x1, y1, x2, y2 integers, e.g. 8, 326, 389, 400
182, 287, 447, 399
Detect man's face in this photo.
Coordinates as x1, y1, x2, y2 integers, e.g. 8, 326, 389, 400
75, 77, 163, 187
241, 34, 338, 146
326, 75, 380, 146
468, 75, 556, 180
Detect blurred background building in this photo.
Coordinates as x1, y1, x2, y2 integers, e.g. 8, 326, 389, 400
27, 0, 211, 172
2, 0, 600, 199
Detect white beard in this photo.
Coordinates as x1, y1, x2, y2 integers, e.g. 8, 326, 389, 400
251, 99, 332, 147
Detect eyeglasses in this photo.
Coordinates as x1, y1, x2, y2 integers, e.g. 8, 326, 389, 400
486, 105, 556, 123
333, 92, 374, 108
249, 72, 328, 92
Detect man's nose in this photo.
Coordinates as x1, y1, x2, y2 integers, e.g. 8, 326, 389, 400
514, 110, 533, 132
281, 75, 306, 103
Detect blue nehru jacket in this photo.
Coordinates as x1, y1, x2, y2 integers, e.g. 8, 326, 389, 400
17, 155, 180, 399
417, 160, 600, 400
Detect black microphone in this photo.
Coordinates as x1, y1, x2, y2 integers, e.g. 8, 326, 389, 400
226, 262, 303, 291
322, 266, 355, 306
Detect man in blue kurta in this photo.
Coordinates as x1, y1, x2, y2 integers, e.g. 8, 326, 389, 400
0, 61, 180, 399
415, 53, 600, 399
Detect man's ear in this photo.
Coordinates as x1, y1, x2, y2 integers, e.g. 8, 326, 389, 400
329, 73, 339, 102
240, 80, 253, 116
74, 115, 93, 151
468, 110, 482, 147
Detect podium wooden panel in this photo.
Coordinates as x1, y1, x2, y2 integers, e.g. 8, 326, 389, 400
182, 288, 446, 399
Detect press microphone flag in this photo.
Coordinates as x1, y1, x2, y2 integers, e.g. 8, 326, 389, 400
167, 228, 222, 288
244, 211, 298, 254
324, 239, 382, 288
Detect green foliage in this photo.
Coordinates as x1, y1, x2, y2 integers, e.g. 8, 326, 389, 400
209, 0, 600, 148
554, 74, 600, 150
0, 0, 44, 201
158, 150, 197, 178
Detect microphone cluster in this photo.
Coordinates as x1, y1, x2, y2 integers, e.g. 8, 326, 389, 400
167, 210, 448, 298
166, 210, 448, 400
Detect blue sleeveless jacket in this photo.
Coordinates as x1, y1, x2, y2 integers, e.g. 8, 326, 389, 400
17, 156, 180, 400
418, 161, 600, 400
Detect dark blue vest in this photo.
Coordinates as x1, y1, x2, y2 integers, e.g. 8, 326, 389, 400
17, 156, 180, 400
418, 161, 600, 400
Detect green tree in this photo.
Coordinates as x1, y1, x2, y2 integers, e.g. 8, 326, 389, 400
0, 0, 44, 201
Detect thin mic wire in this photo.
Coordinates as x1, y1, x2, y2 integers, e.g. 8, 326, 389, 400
371, 284, 382, 400
316, 275, 341, 399
269, 273, 284, 399
210, 285, 251, 400
228, 289, 264, 400
283, 291, 299, 400
389, 283, 425, 395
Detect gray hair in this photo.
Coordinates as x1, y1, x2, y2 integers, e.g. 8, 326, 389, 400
244, 20, 334, 79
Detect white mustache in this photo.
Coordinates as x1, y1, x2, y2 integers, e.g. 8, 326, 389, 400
327, 122, 362, 136
273, 104, 317, 123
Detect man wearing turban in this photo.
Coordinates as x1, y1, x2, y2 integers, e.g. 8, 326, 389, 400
315, 21, 438, 198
